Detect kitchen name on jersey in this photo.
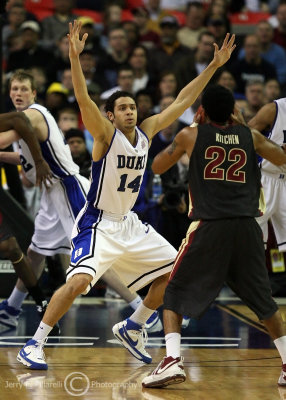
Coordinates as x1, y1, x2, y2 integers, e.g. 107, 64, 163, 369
216, 133, 240, 145
117, 154, 147, 170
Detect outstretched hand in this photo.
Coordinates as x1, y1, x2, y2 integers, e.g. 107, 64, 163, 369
231, 105, 247, 126
212, 33, 236, 68
68, 20, 88, 59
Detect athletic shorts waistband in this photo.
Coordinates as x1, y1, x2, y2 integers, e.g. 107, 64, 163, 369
102, 211, 127, 222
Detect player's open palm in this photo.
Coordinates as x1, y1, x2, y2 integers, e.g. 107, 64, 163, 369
212, 33, 236, 68
68, 20, 88, 58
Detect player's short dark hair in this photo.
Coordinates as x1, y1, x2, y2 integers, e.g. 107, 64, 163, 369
202, 84, 235, 123
105, 90, 136, 113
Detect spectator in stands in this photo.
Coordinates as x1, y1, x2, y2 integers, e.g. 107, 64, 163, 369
177, 1, 206, 50
3, 0, 38, 24
96, 26, 129, 90
2, 2, 27, 59
47, 32, 71, 82
57, 107, 79, 133
100, 2, 123, 48
100, 65, 135, 101
215, 68, 237, 93
79, 49, 104, 91
45, 82, 69, 118
132, 6, 161, 49
207, 0, 229, 18
236, 80, 265, 123
144, 0, 169, 33
128, 44, 153, 93
148, 15, 192, 77
229, 34, 277, 96
175, 31, 215, 91
60, 68, 75, 105
136, 89, 154, 124
273, 2, 286, 49
65, 128, 91, 179
6, 21, 53, 75
122, 20, 140, 52
264, 78, 281, 103
41, 0, 77, 49
27, 67, 47, 105
206, 15, 230, 49
238, 20, 286, 88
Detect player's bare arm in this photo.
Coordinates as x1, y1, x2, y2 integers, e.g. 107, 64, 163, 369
252, 128, 286, 165
0, 111, 52, 188
68, 20, 113, 142
0, 151, 20, 164
141, 33, 236, 138
248, 102, 276, 132
152, 127, 197, 174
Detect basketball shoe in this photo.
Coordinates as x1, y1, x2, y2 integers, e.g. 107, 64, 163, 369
37, 301, 61, 336
278, 364, 286, 386
142, 356, 186, 388
181, 316, 190, 329
145, 311, 163, 333
17, 338, 48, 370
112, 318, 152, 363
0, 300, 21, 327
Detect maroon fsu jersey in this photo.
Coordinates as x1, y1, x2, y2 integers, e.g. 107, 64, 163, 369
188, 123, 264, 220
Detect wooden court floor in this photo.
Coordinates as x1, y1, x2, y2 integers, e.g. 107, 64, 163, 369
0, 296, 286, 400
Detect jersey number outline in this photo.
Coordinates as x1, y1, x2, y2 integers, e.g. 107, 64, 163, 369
204, 146, 246, 183
117, 174, 141, 193
19, 154, 33, 173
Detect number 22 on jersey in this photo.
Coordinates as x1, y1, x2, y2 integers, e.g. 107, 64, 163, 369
204, 146, 246, 183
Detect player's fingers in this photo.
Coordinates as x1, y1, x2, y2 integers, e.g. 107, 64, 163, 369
222, 32, 230, 48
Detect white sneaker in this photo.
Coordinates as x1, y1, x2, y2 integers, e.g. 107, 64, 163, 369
145, 311, 163, 333
17, 339, 48, 370
278, 364, 286, 386
142, 356, 186, 388
0, 300, 21, 327
112, 318, 152, 363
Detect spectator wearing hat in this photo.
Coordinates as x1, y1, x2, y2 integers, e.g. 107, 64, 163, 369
65, 128, 92, 178
177, 2, 206, 50
45, 82, 69, 117
148, 15, 192, 78
6, 21, 53, 74
41, 0, 78, 50
2, 3, 27, 60
132, 6, 161, 49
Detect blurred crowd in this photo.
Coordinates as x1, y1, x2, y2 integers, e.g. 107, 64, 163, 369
1, 0, 286, 252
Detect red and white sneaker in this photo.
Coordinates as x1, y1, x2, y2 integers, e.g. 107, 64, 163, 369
142, 356, 186, 388
278, 364, 286, 386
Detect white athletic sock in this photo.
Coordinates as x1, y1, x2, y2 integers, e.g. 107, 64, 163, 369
274, 336, 286, 364
129, 303, 155, 326
165, 332, 181, 359
129, 295, 142, 310
7, 287, 28, 310
33, 321, 53, 341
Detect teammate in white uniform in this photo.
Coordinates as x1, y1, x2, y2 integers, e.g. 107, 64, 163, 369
16, 22, 235, 370
248, 97, 286, 251
0, 70, 145, 329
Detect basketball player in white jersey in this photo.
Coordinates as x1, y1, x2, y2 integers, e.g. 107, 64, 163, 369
16, 22, 235, 370
0, 70, 151, 331
248, 98, 286, 252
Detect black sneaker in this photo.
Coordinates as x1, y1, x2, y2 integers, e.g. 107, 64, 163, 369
37, 301, 61, 336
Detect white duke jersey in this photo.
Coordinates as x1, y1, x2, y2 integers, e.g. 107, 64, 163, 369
19, 103, 79, 184
87, 126, 149, 215
261, 98, 286, 175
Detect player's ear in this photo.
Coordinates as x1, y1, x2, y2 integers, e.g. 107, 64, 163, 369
106, 111, 114, 122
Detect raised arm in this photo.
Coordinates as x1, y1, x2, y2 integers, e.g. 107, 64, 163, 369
141, 33, 236, 138
152, 127, 197, 174
252, 129, 286, 165
68, 21, 113, 139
